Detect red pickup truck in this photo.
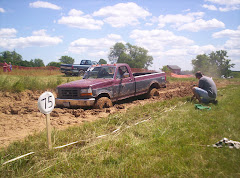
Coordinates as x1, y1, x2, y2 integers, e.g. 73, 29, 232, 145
56, 63, 166, 109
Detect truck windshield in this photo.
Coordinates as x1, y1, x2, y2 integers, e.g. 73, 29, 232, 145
83, 66, 116, 79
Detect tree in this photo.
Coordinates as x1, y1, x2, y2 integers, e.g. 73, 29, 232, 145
99, 59, 107, 64
19, 60, 33, 67
11, 50, 23, 63
31, 58, 45, 67
59, 56, 74, 64
47, 61, 61, 68
108, 42, 126, 64
192, 50, 235, 77
108, 42, 153, 69
209, 50, 235, 77
161, 66, 171, 73
0, 50, 23, 64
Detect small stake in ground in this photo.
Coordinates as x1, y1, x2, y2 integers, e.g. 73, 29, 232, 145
38, 91, 55, 149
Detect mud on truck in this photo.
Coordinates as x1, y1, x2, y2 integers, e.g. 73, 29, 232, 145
56, 63, 166, 109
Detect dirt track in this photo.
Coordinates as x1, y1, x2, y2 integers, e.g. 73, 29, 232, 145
0, 80, 232, 148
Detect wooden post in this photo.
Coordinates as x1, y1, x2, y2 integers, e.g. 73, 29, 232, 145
46, 114, 52, 149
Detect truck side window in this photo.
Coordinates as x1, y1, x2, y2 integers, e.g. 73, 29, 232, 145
86, 60, 91, 65
80, 60, 86, 65
116, 66, 129, 79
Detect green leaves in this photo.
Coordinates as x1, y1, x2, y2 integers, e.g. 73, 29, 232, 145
59, 56, 75, 64
98, 59, 107, 64
192, 50, 235, 77
108, 42, 153, 69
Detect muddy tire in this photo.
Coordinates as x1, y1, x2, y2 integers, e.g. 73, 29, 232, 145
94, 97, 113, 109
78, 70, 85, 76
146, 88, 159, 98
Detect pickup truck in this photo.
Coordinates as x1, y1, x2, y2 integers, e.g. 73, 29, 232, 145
56, 63, 166, 109
60, 60, 98, 76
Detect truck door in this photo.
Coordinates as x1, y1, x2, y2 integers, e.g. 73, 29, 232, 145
114, 66, 135, 99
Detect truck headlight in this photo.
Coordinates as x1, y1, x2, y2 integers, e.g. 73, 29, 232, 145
80, 88, 92, 96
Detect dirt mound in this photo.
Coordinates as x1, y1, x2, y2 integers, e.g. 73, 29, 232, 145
0, 81, 200, 148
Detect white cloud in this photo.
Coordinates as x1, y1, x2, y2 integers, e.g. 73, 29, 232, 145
202, 4, 218, 10
68, 34, 124, 58
32, 29, 47, 36
68, 9, 84, 16
29, 1, 61, 10
0, 7, 5, 13
106, 34, 122, 40
0, 30, 62, 49
130, 29, 194, 51
157, 12, 204, 28
156, 11, 225, 32
178, 18, 225, 32
205, 0, 240, 6
224, 37, 240, 49
89, 51, 108, 58
0, 28, 17, 38
93, 2, 151, 27
183, 9, 191, 12
211, 27, 240, 70
187, 45, 217, 55
219, 6, 240, 11
212, 28, 240, 38
129, 29, 222, 70
204, 0, 240, 11
58, 9, 103, 30
213, 26, 240, 51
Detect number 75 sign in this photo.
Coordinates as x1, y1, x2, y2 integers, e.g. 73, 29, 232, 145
38, 92, 55, 114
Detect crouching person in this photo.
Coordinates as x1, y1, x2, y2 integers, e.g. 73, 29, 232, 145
192, 71, 218, 104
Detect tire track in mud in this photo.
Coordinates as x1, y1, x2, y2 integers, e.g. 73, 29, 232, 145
0, 81, 198, 148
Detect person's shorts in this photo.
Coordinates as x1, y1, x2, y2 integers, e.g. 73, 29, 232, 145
194, 87, 215, 103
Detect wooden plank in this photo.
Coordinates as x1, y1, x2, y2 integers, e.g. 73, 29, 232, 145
46, 114, 52, 149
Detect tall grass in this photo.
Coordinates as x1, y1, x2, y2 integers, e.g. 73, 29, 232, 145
0, 75, 78, 92
0, 69, 81, 92
0, 83, 239, 177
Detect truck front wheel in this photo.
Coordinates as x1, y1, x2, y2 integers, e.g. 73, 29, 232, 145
78, 70, 85, 76
147, 88, 159, 98
94, 97, 113, 109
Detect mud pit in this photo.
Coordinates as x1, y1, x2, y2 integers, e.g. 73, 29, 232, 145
0, 80, 231, 148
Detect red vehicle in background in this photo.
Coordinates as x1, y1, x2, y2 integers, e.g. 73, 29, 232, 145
56, 63, 166, 109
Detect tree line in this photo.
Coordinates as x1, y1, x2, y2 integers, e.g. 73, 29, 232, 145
0, 43, 235, 77
0, 51, 104, 68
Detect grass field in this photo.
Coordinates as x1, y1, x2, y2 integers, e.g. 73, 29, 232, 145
0, 82, 239, 177
0, 69, 80, 92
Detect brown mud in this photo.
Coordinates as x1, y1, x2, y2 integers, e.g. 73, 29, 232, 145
0, 80, 235, 148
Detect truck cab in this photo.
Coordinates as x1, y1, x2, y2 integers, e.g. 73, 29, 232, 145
60, 60, 98, 76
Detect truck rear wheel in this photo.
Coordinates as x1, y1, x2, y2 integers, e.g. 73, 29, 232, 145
147, 88, 159, 98
78, 70, 85, 76
94, 97, 113, 109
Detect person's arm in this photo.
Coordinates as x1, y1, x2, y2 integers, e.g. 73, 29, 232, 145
198, 79, 204, 89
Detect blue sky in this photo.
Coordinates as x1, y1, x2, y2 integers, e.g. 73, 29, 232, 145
0, 0, 240, 71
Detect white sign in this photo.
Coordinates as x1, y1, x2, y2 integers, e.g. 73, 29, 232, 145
38, 91, 55, 114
